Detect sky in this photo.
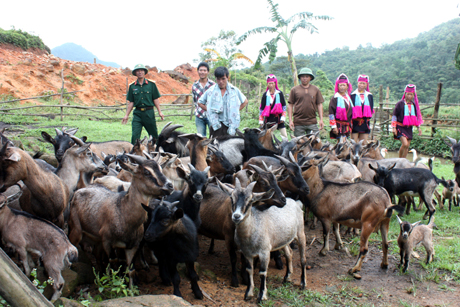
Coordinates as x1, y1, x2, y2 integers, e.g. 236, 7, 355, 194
1, 0, 459, 71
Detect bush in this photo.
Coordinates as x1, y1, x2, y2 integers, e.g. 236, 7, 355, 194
93, 266, 139, 301
0, 28, 50, 52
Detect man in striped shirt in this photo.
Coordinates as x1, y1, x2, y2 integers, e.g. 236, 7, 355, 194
192, 62, 215, 137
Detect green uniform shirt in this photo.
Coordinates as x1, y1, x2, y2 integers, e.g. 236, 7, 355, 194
126, 79, 161, 108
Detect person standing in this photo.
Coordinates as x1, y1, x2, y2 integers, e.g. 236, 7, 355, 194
329, 74, 353, 140
259, 74, 287, 138
392, 84, 423, 158
288, 67, 325, 137
122, 64, 164, 144
192, 62, 215, 137
198, 66, 248, 137
350, 75, 374, 143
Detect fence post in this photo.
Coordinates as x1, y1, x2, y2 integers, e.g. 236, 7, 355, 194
371, 85, 383, 140
431, 83, 443, 137
60, 69, 64, 121
189, 95, 194, 120
0, 248, 53, 307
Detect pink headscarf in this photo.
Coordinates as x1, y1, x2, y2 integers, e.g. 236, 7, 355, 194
334, 73, 352, 96
357, 75, 370, 92
401, 84, 423, 126
265, 74, 279, 92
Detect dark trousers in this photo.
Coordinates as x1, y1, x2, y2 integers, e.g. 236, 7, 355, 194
131, 109, 158, 144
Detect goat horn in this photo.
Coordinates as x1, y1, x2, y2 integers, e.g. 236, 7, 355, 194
160, 123, 184, 136
396, 215, 403, 225
275, 154, 290, 167
143, 151, 153, 160
289, 151, 296, 163
69, 135, 86, 146
188, 163, 196, 172
261, 160, 270, 171
249, 164, 265, 174
126, 153, 146, 165
55, 128, 63, 136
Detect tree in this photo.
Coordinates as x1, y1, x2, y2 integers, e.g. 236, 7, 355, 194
236, 0, 331, 86
455, 43, 460, 70
198, 30, 253, 70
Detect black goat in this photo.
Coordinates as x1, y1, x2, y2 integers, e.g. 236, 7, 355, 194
156, 122, 189, 157
445, 136, 460, 187
142, 199, 203, 299
369, 163, 447, 219
237, 128, 279, 161
165, 163, 209, 228
41, 127, 78, 162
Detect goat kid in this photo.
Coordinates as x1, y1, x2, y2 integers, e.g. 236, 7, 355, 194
396, 215, 435, 273
217, 178, 307, 303
142, 199, 203, 299
0, 192, 78, 300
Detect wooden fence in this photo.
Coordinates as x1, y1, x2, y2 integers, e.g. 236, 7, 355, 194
370, 83, 460, 140
0, 70, 195, 121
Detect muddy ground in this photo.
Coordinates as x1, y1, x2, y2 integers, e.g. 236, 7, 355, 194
104, 224, 459, 307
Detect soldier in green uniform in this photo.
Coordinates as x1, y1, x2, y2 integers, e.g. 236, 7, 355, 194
122, 64, 164, 144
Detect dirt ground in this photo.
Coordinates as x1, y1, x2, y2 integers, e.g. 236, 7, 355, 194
0, 44, 197, 105
122, 223, 459, 307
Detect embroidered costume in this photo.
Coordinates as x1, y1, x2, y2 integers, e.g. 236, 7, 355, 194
259, 74, 287, 130
391, 84, 423, 140
350, 75, 374, 134
329, 74, 353, 139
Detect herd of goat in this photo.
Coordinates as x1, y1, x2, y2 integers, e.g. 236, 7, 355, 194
0, 122, 459, 303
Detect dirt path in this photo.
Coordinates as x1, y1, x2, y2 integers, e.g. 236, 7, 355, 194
133, 226, 459, 306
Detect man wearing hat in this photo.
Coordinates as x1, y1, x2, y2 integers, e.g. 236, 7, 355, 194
288, 68, 325, 136
122, 64, 164, 144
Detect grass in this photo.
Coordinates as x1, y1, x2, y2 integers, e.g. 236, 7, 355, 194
2, 96, 460, 306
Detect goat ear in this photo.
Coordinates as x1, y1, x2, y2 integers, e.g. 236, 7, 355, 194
6, 152, 21, 162
276, 169, 289, 182
411, 221, 421, 228
217, 178, 235, 195
201, 138, 213, 147
236, 129, 244, 137
388, 163, 397, 171
173, 208, 184, 220
165, 137, 175, 144
253, 188, 275, 203
118, 160, 136, 173
368, 163, 377, 171
445, 136, 457, 146
81, 136, 88, 142
41, 131, 56, 145
176, 166, 188, 179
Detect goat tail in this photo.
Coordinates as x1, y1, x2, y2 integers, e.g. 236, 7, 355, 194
427, 215, 436, 229
384, 205, 405, 218
435, 175, 448, 188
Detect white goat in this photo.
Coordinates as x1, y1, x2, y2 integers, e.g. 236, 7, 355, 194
217, 178, 307, 303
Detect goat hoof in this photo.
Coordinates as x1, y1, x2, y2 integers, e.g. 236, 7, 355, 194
319, 250, 327, 256
352, 273, 362, 279
381, 263, 388, 269
422, 215, 429, 220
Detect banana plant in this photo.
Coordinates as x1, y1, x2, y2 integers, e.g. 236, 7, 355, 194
236, 0, 332, 86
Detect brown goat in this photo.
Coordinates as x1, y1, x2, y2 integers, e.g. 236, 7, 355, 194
0, 192, 78, 300
442, 179, 459, 211
301, 156, 401, 276
68, 154, 174, 286
396, 215, 435, 273
0, 142, 69, 228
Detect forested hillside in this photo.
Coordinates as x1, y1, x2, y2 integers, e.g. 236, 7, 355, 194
264, 18, 460, 104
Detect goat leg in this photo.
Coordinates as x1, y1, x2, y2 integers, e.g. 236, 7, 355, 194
333, 223, 344, 250
207, 238, 215, 254
271, 251, 284, 270
170, 262, 183, 298
244, 257, 254, 300
282, 246, 292, 284
257, 252, 269, 303
319, 221, 330, 256
379, 219, 390, 269
186, 262, 203, 299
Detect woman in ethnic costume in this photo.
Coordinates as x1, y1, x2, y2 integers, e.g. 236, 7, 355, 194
329, 73, 353, 140
350, 75, 374, 143
392, 84, 423, 158
259, 74, 287, 138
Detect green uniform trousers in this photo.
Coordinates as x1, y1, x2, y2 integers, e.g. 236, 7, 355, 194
131, 109, 158, 144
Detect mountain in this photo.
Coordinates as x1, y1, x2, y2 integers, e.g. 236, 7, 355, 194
51, 43, 119, 68
264, 18, 460, 104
